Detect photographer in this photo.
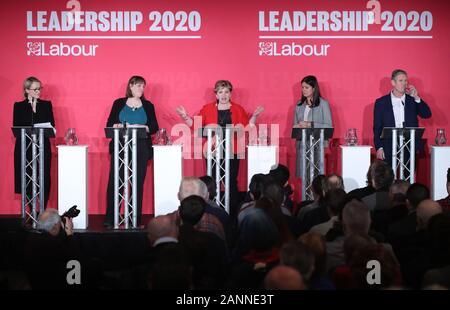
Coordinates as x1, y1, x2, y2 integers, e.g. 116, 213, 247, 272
39, 208, 74, 237
24, 208, 82, 289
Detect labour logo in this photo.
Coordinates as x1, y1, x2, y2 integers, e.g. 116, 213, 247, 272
27, 42, 42, 56
259, 42, 274, 56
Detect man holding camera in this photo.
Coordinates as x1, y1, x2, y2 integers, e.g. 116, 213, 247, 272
24, 208, 81, 289
38, 208, 74, 236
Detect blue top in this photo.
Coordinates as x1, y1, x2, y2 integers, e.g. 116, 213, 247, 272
119, 105, 147, 125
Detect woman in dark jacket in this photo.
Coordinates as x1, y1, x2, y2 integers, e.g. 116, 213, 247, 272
104, 76, 159, 227
13, 76, 55, 209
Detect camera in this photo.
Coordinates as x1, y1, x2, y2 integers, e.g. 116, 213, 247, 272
61, 205, 80, 224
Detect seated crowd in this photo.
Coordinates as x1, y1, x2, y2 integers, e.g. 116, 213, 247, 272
1, 163, 450, 290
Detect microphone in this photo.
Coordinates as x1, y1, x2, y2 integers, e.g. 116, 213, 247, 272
310, 99, 315, 129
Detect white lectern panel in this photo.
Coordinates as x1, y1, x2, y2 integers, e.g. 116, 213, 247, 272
57, 145, 88, 229
431, 146, 450, 200
247, 145, 278, 188
153, 145, 183, 216
341, 146, 371, 192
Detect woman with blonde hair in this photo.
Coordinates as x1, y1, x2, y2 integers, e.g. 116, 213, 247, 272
13, 76, 55, 209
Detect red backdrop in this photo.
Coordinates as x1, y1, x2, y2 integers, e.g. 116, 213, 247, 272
1, 0, 449, 214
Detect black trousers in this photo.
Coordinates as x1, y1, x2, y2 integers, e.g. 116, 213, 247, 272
14, 139, 51, 211
105, 140, 149, 225
209, 158, 240, 218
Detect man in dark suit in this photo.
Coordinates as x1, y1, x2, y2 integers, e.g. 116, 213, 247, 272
373, 69, 432, 168
178, 195, 229, 289
145, 215, 192, 289
387, 183, 430, 261
24, 209, 80, 289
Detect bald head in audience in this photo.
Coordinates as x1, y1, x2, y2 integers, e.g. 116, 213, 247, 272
147, 215, 178, 246
178, 177, 209, 201
323, 174, 344, 194
417, 199, 442, 230
264, 265, 306, 290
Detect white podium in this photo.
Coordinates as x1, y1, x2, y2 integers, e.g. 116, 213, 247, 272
341, 146, 371, 192
247, 145, 278, 187
57, 145, 88, 229
153, 145, 183, 216
431, 146, 450, 200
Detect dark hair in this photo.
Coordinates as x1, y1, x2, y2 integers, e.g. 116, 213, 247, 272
366, 164, 374, 186
179, 195, 206, 226
199, 175, 216, 201
262, 182, 285, 208
325, 188, 348, 216
406, 183, 430, 210
256, 197, 293, 243
391, 69, 408, 80
238, 207, 280, 253
447, 168, 450, 183
312, 174, 326, 198
370, 160, 394, 190
299, 75, 321, 107
125, 75, 146, 98
392, 193, 407, 205
269, 164, 290, 187
249, 173, 265, 200
390, 179, 410, 195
